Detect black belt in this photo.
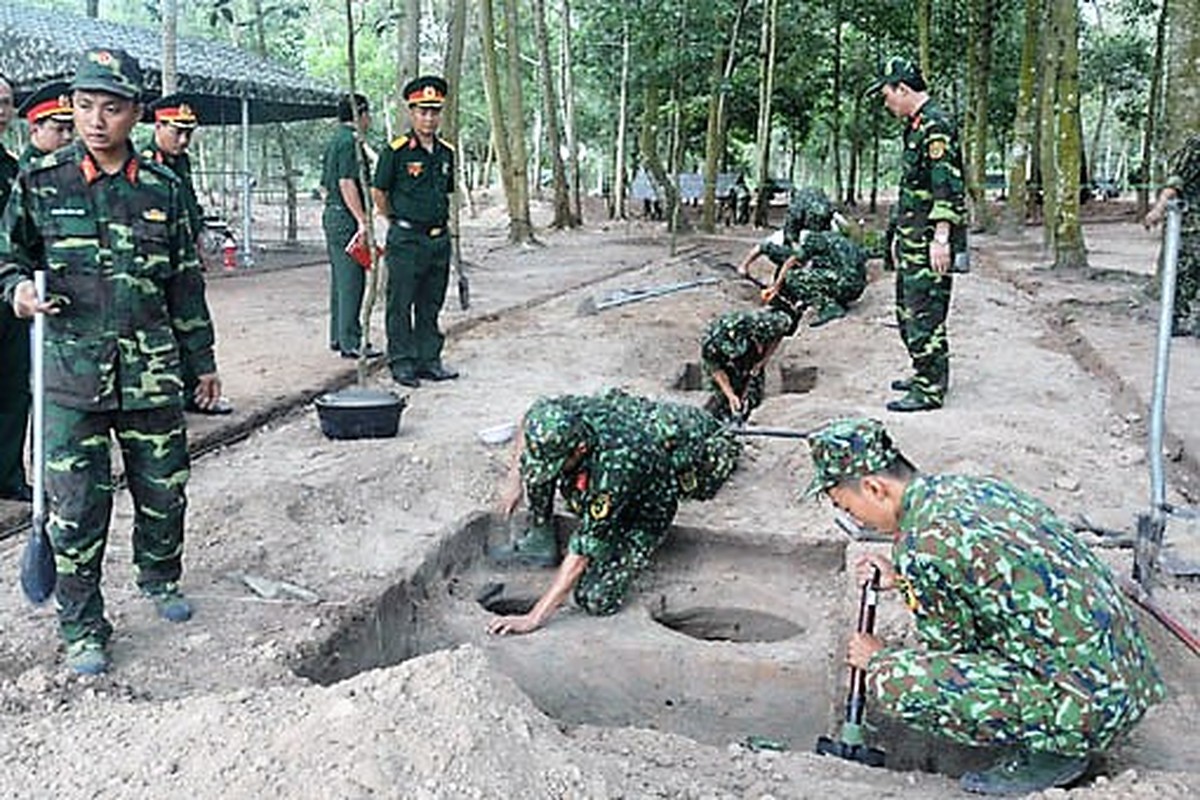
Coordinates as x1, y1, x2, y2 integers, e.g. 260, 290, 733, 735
391, 218, 446, 237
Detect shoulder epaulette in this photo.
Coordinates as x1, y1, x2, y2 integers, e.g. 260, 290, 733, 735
437, 136, 455, 152
390, 135, 409, 151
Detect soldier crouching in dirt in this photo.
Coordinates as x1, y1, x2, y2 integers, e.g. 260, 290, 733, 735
700, 308, 793, 422
493, 389, 740, 569
487, 396, 680, 635
804, 417, 1165, 796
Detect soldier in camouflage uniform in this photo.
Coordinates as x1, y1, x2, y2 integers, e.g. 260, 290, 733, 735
700, 308, 793, 421
488, 397, 680, 634
804, 418, 1165, 795
0, 49, 221, 675
1144, 134, 1200, 337
0, 73, 31, 503
868, 57, 967, 412
493, 389, 740, 567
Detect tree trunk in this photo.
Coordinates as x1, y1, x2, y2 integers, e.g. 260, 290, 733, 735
639, 83, 679, 229
830, 1, 843, 206
160, 0, 178, 94
965, 0, 995, 231
752, 0, 778, 228
1003, 0, 1039, 234
916, 0, 932, 78
1037, 0, 1058, 254
251, 0, 298, 244
1164, 0, 1200, 158
1138, 0, 1168, 216
501, 0, 534, 243
398, 0, 420, 99
700, 0, 749, 233
560, 0, 582, 224
1052, 0, 1086, 269
612, 17, 631, 220
533, 0, 574, 228
444, 0, 473, 218
87, 0, 99, 18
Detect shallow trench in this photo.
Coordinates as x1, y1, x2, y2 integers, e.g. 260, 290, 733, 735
291, 512, 995, 776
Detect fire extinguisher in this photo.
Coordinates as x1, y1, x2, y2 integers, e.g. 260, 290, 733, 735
221, 232, 237, 271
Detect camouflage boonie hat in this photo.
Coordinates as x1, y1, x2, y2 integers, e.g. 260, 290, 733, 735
865, 55, 922, 95
71, 47, 143, 100
786, 187, 834, 236
520, 398, 584, 486
803, 418, 902, 499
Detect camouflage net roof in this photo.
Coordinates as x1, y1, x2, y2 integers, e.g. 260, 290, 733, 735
0, 3, 342, 124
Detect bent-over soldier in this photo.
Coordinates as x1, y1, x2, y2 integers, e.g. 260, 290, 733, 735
0, 49, 221, 675
805, 418, 1165, 796
488, 397, 679, 634
700, 308, 793, 421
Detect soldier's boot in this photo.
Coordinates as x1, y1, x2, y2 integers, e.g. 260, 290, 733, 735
488, 523, 561, 568
960, 750, 1089, 796
886, 390, 943, 413
141, 582, 193, 623
66, 637, 110, 676
890, 377, 913, 392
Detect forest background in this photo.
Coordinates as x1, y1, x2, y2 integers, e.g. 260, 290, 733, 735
10, 0, 1200, 269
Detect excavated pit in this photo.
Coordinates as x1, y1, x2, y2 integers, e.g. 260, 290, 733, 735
673, 361, 818, 395
292, 512, 991, 776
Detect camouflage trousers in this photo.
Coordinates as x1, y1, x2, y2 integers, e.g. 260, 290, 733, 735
868, 648, 1146, 758
573, 500, 677, 616
779, 267, 843, 323
895, 242, 952, 401
1172, 232, 1198, 331
45, 402, 190, 645
674, 431, 740, 501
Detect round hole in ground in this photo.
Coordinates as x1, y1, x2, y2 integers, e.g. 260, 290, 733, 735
479, 595, 539, 616
652, 605, 803, 643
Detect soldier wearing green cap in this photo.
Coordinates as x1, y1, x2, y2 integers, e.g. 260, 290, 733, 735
371, 75, 457, 388
867, 56, 966, 412
700, 308, 793, 421
804, 417, 1164, 795
488, 395, 679, 634
493, 389, 740, 567
0, 48, 222, 675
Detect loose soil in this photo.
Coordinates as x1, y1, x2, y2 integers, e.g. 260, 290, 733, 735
0, 194, 1197, 799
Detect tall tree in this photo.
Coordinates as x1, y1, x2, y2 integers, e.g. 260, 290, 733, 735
964, 0, 996, 230
533, 0, 575, 228
443, 0, 471, 215
501, 0, 534, 242
1051, 0, 1086, 268
160, 0, 178, 94
398, 0, 420, 98
612, 15, 632, 220
1137, 0, 1168, 215
560, 0, 582, 223
1163, 0, 1200, 157
700, 0, 750, 233
1037, 0, 1058, 253
1003, 0, 1039, 234
916, 0, 932, 76
752, 0, 779, 227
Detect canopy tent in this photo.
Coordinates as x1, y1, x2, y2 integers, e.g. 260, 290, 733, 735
0, 3, 349, 264
0, 3, 342, 123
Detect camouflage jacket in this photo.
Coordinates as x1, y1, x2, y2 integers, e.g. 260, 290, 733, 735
779, 231, 867, 302
1166, 135, 1199, 235
701, 309, 791, 373
548, 409, 678, 560
0, 145, 17, 214
142, 140, 203, 243
896, 99, 967, 251
884, 474, 1165, 726
0, 140, 216, 412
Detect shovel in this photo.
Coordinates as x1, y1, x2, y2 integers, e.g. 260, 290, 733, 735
815, 566, 886, 767
577, 276, 719, 316
20, 268, 55, 605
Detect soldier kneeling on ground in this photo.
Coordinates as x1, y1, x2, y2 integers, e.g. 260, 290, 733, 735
488, 395, 687, 635
804, 418, 1165, 796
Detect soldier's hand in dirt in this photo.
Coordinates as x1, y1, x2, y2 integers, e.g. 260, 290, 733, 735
853, 552, 897, 590
11, 279, 60, 319
847, 631, 884, 670
487, 613, 542, 636
497, 479, 524, 517
193, 373, 223, 411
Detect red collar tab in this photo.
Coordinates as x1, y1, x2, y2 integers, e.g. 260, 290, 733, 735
79, 151, 139, 185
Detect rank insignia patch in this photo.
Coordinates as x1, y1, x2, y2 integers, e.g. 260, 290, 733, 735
588, 493, 611, 521
407, 162, 424, 178
928, 140, 947, 160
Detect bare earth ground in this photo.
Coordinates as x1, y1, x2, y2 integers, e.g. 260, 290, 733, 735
0, 193, 1197, 799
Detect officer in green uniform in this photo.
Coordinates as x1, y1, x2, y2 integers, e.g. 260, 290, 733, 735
1145, 134, 1200, 337
867, 57, 967, 412
0, 48, 221, 675
804, 418, 1165, 795
493, 389, 740, 566
143, 94, 235, 415
700, 308, 793, 421
17, 81, 75, 169
371, 75, 457, 388
320, 92, 380, 360
0, 73, 28, 503
488, 397, 680, 634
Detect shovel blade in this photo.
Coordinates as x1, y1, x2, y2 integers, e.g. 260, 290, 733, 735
20, 526, 56, 605
815, 735, 886, 768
